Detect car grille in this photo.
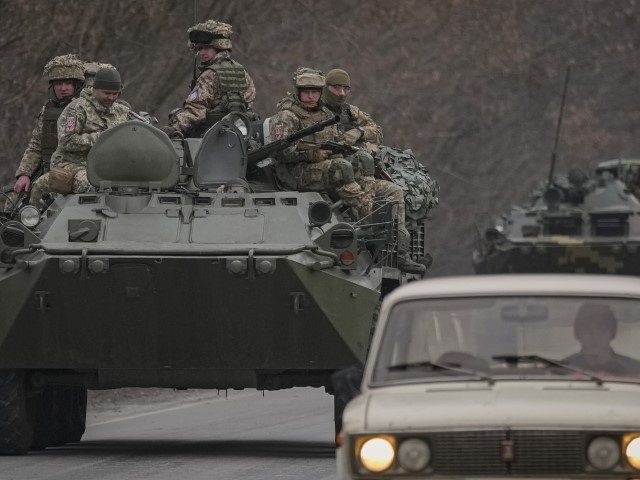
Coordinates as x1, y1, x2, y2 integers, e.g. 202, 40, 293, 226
431, 430, 585, 475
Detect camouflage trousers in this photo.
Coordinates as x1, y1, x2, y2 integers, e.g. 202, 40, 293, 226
30, 173, 50, 207
71, 168, 93, 193
30, 167, 93, 205
277, 158, 372, 219
349, 150, 406, 230
1, 191, 17, 212
359, 177, 406, 231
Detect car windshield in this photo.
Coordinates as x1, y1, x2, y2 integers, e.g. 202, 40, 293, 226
372, 296, 640, 385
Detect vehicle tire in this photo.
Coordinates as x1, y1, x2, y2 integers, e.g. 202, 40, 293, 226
64, 385, 87, 443
30, 385, 87, 448
331, 365, 364, 439
0, 369, 34, 455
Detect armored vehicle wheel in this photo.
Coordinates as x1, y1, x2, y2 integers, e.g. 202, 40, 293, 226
332, 365, 363, 439
0, 369, 34, 455
31, 385, 87, 448
63, 386, 87, 443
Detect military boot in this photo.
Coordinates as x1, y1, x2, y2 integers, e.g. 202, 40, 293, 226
397, 228, 427, 275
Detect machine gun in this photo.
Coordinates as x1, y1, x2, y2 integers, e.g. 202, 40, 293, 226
247, 115, 340, 166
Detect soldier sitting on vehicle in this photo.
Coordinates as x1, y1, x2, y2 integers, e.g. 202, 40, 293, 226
10, 54, 85, 208
269, 67, 373, 221
48, 67, 131, 195
321, 68, 426, 274
563, 303, 640, 375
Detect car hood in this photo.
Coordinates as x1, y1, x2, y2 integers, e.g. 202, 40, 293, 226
361, 381, 640, 431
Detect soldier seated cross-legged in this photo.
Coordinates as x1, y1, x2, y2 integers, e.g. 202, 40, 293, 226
48, 67, 132, 196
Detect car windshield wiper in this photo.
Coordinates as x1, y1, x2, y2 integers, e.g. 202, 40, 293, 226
492, 354, 604, 385
388, 360, 494, 384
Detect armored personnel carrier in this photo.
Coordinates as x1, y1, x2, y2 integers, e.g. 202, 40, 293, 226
0, 114, 428, 453
473, 159, 640, 274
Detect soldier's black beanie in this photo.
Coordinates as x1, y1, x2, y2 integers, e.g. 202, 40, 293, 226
93, 68, 122, 91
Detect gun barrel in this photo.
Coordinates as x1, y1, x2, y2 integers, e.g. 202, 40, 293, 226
248, 115, 340, 165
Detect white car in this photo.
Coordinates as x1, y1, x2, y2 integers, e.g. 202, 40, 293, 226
336, 274, 640, 479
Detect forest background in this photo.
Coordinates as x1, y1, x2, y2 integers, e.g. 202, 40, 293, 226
1, 0, 639, 276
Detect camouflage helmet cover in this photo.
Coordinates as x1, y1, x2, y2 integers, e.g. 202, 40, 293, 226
187, 20, 233, 51
83, 61, 115, 88
43, 54, 85, 82
293, 67, 325, 90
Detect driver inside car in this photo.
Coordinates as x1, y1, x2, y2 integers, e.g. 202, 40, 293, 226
563, 303, 640, 375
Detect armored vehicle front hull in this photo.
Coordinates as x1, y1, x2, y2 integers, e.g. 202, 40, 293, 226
1, 248, 378, 390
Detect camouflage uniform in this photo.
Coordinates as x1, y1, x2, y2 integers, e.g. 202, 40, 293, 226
324, 68, 425, 274
11, 54, 85, 207
50, 89, 130, 193
270, 68, 372, 219
169, 20, 256, 136
323, 71, 405, 230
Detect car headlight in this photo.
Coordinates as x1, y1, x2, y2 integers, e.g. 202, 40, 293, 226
624, 434, 640, 469
19, 205, 40, 228
397, 438, 430, 472
357, 435, 396, 473
587, 436, 620, 470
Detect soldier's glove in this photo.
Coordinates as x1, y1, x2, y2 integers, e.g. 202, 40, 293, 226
339, 128, 364, 146
160, 125, 183, 139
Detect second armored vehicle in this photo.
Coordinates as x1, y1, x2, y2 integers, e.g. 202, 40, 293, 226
473, 160, 640, 274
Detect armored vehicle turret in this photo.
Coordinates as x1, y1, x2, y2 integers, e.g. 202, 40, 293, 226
0, 114, 429, 453
473, 159, 640, 274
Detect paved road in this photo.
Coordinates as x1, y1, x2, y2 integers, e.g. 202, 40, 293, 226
3, 388, 338, 480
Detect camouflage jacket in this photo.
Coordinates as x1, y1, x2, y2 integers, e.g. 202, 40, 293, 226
14, 95, 73, 178
51, 90, 131, 168
170, 51, 256, 134
270, 94, 338, 164
327, 103, 383, 152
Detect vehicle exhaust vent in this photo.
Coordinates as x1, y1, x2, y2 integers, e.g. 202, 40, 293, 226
542, 215, 582, 235
590, 212, 629, 236
193, 196, 212, 206
254, 198, 276, 206
79, 195, 99, 204
221, 197, 245, 207
159, 196, 181, 205
281, 198, 297, 206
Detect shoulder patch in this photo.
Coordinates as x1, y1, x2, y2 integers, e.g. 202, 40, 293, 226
274, 123, 284, 140
187, 90, 198, 101
64, 116, 76, 132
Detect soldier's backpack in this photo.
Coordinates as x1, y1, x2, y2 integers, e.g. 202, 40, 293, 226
375, 146, 439, 221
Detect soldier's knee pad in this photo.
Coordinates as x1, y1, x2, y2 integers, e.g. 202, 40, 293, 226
352, 151, 375, 176
330, 158, 355, 185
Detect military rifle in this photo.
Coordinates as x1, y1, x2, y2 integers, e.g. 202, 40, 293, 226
247, 115, 340, 166
319, 140, 358, 156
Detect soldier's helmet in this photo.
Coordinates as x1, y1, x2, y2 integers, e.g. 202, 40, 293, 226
83, 61, 115, 88
293, 67, 325, 90
188, 20, 233, 52
43, 54, 85, 83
